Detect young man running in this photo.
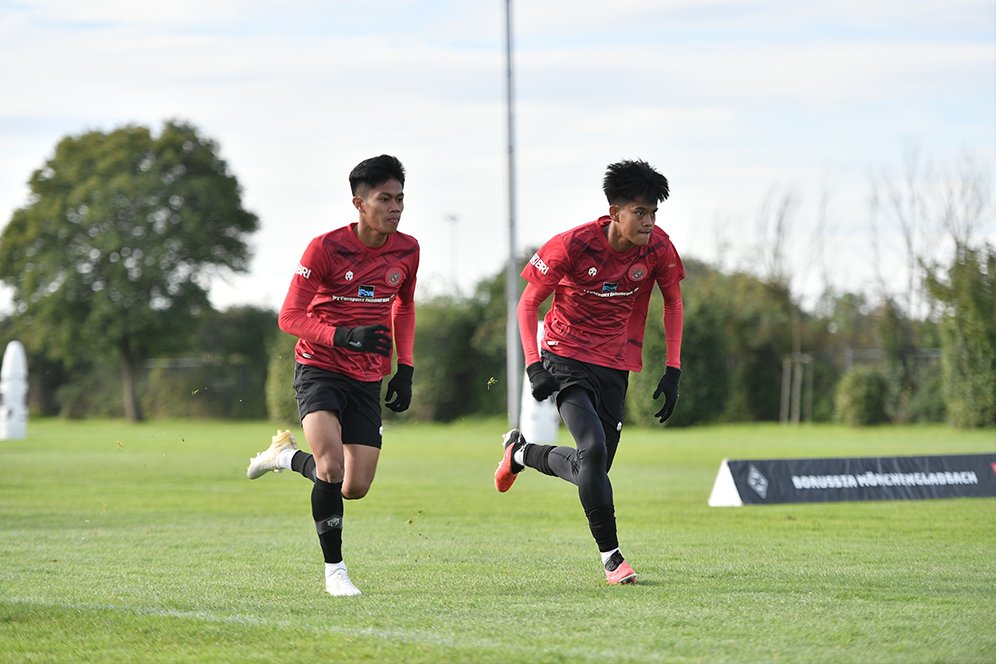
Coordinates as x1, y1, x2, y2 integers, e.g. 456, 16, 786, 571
246, 154, 419, 596
495, 159, 684, 585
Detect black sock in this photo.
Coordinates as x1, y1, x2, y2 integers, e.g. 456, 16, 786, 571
523, 444, 557, 475
312, 478, 344, 564
291, 451, 317, 482
585, 505, 618, 553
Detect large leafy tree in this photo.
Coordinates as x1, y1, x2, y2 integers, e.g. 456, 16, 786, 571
0, 121, 259, 421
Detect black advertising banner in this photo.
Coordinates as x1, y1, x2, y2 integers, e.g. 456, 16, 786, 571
709, 453, 996, 506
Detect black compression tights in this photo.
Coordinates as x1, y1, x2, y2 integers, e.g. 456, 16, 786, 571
523, 385, 619, 552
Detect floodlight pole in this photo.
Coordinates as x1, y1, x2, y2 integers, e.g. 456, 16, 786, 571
504, 0, 522, 427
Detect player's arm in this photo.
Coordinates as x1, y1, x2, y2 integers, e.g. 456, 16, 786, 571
652, 280, 684, 423
392, 297, 415, 367
384, 297, 415, 412
278, 244, 389, 355
516, 281, 551, 366
661, 280, 683, 370
278, 267, 335, 347
517, 281, 558, 401
385, 255, 418, 412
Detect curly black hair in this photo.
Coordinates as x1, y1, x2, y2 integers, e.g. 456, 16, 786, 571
602, 160, 669, 205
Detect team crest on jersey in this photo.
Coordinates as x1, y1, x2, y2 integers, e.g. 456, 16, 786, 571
629, 263, 648, 281
358, 284, 375, 298
386, 267, 403, 286
345, 270, 354, 281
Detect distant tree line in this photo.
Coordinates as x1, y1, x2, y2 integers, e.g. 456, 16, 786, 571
1, 121, 992, 428
2, 246, 991, 428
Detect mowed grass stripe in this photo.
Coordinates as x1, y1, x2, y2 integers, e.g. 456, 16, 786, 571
3, 596, 671, 663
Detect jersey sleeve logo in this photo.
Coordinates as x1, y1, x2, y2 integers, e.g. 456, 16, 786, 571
529, 252, 550, 275
295, 264, 312, 279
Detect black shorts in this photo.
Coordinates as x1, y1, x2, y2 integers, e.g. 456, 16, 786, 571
293, 363, 383, 448
541, 350, 629, 445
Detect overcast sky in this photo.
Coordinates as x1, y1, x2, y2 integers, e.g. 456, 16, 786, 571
1, 0, 993, 314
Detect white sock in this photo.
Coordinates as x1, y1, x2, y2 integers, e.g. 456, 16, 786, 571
325, 561, 346, 577
512, 442, 529, 466
276, 447, 296, 469
600, 548, 620, 566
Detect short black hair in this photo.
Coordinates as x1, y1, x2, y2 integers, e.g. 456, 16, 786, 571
349, 154, 406, 196
602, 159, 669, 205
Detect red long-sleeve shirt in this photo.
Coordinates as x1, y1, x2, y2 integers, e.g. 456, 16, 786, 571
518, 216, 683, 372
279, 223, 419, 382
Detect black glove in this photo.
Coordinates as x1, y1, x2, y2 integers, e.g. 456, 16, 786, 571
385, 364, 413, 413
332, 324, 391, 357
653, 366, 681, 423
526, 362, 559, 401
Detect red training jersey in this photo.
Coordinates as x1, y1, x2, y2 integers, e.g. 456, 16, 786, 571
278, 223, 419, 382
521, 216, 684, 372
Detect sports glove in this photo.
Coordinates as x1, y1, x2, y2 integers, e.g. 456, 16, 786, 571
526, 362, 559, 401
332, 324, 392, 356
385, 364, 414, 413
652, 366, 681, 424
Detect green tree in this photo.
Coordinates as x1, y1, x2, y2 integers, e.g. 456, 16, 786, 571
0, 121, 258, 421
834, 365, 890, 426
627, 259, 731, 427
925, 244, 996, 428
411, 296, 490, 421
265, 331, 299, 424
143, 306, 278, 419
411, 268, 513, 421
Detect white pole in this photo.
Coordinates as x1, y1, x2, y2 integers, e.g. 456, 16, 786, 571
504, 0, 522, 427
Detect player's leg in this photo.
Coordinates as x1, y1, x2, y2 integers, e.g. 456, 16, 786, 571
338, 374, 383, 500
527, 385, 635, 583
303, 409, 361, 596
498, 405, 599, 490
499, 352, 597, 489
555, 386, 616, 547
303, 410, 346, 561
557, 387, 635, 583
342, 443, 380, 500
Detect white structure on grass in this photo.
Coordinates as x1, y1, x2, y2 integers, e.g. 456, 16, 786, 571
0, 340, 28, 440
519, 322, 559, 444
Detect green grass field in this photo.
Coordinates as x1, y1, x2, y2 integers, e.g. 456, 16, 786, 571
1, 419, 994, 663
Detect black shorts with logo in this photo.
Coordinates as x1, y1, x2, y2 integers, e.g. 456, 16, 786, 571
541, 349, 629, 446
293, 362, 383, 448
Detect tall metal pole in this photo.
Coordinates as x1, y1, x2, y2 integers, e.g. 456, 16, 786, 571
504, 0, 521, 427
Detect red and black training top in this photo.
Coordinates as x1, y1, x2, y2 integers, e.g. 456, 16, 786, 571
519, 216, 684, 373
279, 223, 419, 382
